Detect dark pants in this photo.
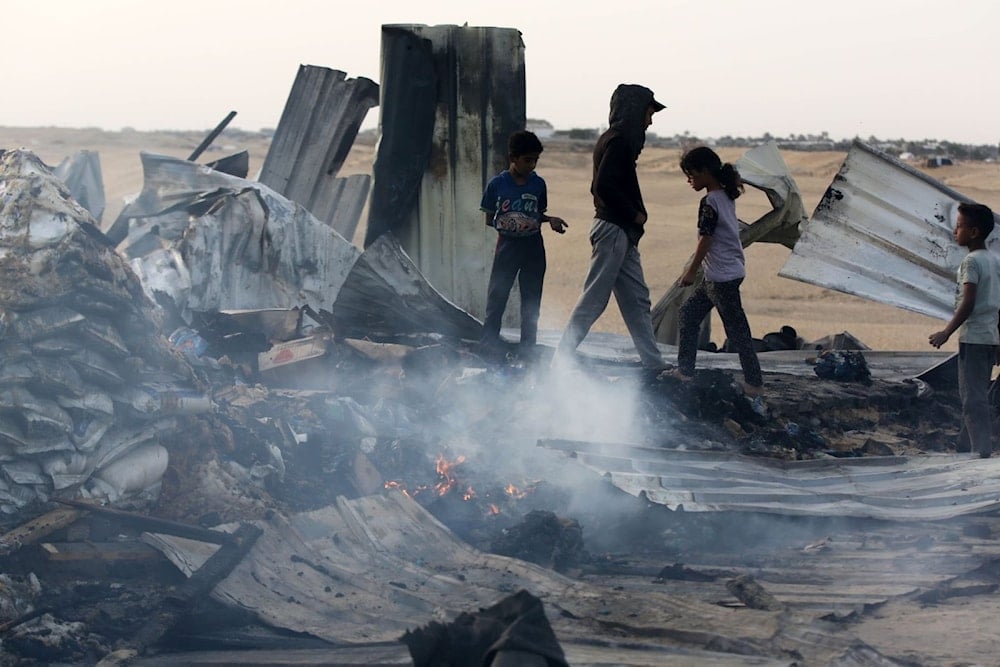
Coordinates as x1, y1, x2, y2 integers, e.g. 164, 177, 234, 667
958, 343, 995, 456
677, 277, 762, 387
481, 234, 546, 347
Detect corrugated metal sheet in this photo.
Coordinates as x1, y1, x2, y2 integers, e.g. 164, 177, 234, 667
540, 438, 1000, 520
533, 329, 951, 380
364, 26, 436, 247
330, 233, 481, 340
257, 65, 378, 234
120, 153, 479, 338
315, 172, 370, 242
52, 150, 105, 223
120, 152, 359, 314
780, 140, 1000, 320
142, 491, 900, 666
375, 24, 525, 321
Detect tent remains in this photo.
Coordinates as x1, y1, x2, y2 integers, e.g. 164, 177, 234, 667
780, 139, 1000, 320
117, 152, 479, 340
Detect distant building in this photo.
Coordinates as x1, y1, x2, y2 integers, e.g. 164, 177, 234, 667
925, 156, 953, 168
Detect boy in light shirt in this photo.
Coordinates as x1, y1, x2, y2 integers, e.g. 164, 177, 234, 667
929, 203, 1000, 458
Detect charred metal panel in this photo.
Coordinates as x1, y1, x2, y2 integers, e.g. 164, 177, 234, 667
372, 24, 526, 320
780, 140, 1000, 320
365, 27, 437, 247
258, 65, 378, 232
541, 439, 1000, 520
145, 492, 885, 664
119, 153, 476, 338
52, 150, 105, 224
118, 152, 360, 315
314, 172, 370, 242
330, 233, 481, 341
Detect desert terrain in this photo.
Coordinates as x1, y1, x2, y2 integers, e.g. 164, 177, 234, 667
3, 126, 1000, 352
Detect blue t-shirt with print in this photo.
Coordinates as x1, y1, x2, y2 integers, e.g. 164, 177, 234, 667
480, 171, 547, 237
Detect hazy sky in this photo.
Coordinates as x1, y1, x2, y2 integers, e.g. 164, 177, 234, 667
6, 0, 998, 144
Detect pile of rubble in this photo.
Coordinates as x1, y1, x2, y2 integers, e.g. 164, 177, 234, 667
0, 150, 206, 517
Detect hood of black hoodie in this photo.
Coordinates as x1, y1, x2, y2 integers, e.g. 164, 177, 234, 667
608, 84, 656, 159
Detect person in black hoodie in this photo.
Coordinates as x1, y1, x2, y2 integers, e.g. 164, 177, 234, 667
552, 84, 667, 374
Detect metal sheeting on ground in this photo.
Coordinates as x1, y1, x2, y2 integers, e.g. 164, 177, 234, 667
257, 66, 377, 238
143, 491, 896, 666
540, 438, 1000, 520
779, 140, 1000, 320
533, 329, 951, 380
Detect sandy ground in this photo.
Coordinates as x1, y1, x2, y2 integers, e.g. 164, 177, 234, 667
5, 125, 999, 354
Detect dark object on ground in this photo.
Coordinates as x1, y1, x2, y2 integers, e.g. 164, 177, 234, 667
401, 589, 568, 667
726, 574, 783, 611
725, 324, 803, 353
812, 350, 872, 384
490, 510, 587, 572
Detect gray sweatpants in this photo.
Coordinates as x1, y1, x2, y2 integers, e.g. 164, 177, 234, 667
958, 342, 995, 456
555, 219, 665, 370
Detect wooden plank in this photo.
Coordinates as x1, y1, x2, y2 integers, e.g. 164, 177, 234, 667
126, 522, 262, 656
39, 541, 164, 562
55, 498, 235, 545
0, 506, 81, 555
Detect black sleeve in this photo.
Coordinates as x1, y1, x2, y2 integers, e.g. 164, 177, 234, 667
697, 197, 718, 236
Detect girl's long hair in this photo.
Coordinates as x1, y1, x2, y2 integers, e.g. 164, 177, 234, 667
680, 146, 744, 200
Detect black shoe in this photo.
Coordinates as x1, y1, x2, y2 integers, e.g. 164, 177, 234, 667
979, 450, 992, 459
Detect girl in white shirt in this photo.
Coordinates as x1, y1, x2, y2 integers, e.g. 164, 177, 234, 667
670, 146, 763, 396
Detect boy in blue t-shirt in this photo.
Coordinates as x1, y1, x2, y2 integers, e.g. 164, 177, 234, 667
480, 130, 567, 356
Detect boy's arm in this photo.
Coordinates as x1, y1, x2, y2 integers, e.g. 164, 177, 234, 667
680, 235, 713, 286
540, 213, 567, 234
929, 282, 977, 348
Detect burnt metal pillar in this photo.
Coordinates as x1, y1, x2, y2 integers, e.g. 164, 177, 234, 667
370, 24, 526, 324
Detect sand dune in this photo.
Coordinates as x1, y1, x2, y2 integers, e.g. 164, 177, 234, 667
4, 126, 999, 351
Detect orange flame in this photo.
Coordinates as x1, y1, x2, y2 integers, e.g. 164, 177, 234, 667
488, 504, 501, 515
434, 453, 467, 496
505, 483, 529, 499
384, 480, 413, 498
